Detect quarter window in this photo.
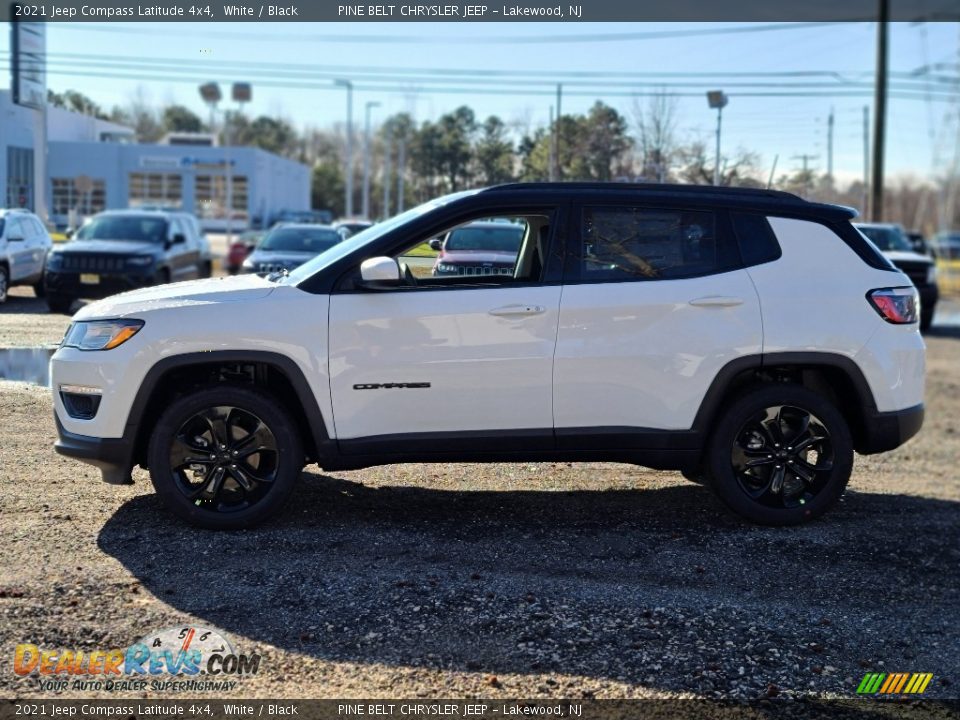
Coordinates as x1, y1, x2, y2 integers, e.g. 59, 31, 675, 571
579, 206, 726, 281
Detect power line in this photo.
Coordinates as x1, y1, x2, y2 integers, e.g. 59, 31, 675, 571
51, 20, 856, 45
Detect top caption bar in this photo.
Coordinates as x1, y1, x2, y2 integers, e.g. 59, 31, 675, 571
4, 0, 960, 23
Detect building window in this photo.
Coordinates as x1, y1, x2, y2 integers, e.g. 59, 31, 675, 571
51, 178, 107, 216
128, 173, 183, 208
195, 175, 248, 221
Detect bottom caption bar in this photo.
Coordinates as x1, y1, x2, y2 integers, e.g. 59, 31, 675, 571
1, 700, 958, 720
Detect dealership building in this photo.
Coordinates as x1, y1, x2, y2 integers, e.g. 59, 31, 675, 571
1, 89, 311, 229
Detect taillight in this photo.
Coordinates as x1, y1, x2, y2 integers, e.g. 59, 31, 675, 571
867, 287, 919, 324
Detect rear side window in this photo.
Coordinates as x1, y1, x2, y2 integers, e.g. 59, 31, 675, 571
576, 206, 735, 281
731, 212, 781, 266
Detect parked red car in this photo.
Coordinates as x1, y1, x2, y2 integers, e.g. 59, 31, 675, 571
226, 231, 264, 274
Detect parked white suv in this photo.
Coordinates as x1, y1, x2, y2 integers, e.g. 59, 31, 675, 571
49, 184, 925, 529
0, 208, 53, 303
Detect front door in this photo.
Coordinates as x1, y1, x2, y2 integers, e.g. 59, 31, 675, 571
328, 210, 562, 450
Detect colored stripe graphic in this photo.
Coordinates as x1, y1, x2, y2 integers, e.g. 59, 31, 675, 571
856, 672, 933, 695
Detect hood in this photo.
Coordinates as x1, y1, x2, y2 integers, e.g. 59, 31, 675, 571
55, 239, 162, 256
883, 250, 933, 266
74, 273, 277, 320
439, 250, 517, 264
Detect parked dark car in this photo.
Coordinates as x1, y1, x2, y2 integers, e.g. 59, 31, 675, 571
905, 231, 930, 256
855, 223, 938, 331
44, 210, 208, 314
241, 223, 342, 275
430, 220, 524, 276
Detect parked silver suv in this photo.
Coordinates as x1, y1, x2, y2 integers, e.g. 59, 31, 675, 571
0, 209, 53, 303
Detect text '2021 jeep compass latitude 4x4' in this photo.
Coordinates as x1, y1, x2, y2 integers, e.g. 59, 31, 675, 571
50, 184, 925, 529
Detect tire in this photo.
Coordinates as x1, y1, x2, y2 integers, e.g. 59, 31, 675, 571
705, 384, 853, 526
200, 261, 213, 279
33, 280, 46, 298
46, 293, 74, 314
0, 265, 8, 304
920, 307, 934, 332
154, 268, 170, 286
147, 385, 304, 530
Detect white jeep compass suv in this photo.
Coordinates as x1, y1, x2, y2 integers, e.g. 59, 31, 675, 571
50, 184, 925, 529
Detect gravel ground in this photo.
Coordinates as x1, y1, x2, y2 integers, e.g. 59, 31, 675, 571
0, 298, 957, 702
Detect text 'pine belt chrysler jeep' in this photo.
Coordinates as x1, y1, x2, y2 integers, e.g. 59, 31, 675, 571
50, 183, 925, 529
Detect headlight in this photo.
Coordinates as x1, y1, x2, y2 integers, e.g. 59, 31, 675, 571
436, 263, 459, 274
62, 319, 144, 351
126, 256, 155, 267
46, 252, 62, 269
927, 265, 937, 284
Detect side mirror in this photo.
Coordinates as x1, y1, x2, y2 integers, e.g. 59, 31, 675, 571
428, 238, 443, 252
359, 256, 401, 287
65, 228, 74, 239
172, 233, 186, 245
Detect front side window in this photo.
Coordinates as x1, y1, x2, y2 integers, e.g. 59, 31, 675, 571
578, 206, 724, 281
393, 214, 550, 285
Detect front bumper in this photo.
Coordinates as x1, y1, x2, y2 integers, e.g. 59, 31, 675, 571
45, 269, 155, 299
858, 403, 924, 455
54, 415, 134, 484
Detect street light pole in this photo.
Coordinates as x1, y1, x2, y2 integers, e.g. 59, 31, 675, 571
228, 83, 252, 246
706, 90, 729, 186
362, 100, 381, 219
334, 79, 354, 217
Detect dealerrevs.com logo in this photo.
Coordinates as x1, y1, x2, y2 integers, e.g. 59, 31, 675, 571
13, 626, 262, 693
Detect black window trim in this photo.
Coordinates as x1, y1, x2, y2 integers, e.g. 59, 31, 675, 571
729, 210, 783, 268
333, 203, 568, 294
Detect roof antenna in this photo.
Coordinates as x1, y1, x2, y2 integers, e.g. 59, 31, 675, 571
767, 154, 779, 190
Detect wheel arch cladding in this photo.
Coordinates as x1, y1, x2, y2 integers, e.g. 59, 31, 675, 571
129, 351, 332, 469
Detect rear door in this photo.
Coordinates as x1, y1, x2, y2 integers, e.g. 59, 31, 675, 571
553, 203, 763, 443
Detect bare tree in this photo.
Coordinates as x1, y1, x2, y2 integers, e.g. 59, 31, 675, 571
632, 91, 678, 182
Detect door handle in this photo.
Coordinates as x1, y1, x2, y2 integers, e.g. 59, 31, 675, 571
689, 296, 745, 307
488, 304, 546, 317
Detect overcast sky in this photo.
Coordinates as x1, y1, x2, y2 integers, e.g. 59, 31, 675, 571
2, 21, 958, 185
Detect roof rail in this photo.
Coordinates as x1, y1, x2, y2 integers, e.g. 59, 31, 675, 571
484, 181, 805, 202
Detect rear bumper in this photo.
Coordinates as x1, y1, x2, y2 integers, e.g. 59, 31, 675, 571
858, 403, 924, 455
53, 415, 134, 485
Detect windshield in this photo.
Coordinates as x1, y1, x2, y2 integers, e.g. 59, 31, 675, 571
282, 190, 479, 285
446, 224, 523, 252
857, 226, 911, 252
75, 216, 169, 243
260, 227, 341, 253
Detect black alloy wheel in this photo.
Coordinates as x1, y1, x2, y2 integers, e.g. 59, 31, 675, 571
148, 385, 303, 529
731, 405, 833, 509
706, 384, 853, 525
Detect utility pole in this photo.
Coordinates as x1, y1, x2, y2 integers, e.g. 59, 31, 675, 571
792, 154, 819, 198
334, 79, 354, 217
553, 84, 562, 181
827, 107, 835, 180
548, 106, 556, 182
396, 137, 406, 213
862, 105, 870, 217
362, 100, 380, 219
382, 127, 391, 220
870, 0, 889, 221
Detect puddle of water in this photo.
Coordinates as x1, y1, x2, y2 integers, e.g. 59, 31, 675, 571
0, 348, 56, 387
